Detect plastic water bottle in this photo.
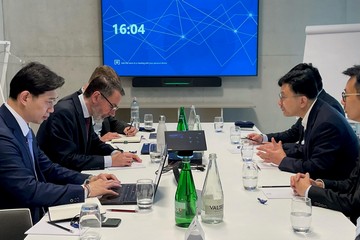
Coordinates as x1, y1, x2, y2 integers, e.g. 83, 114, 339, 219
130, 97, 139, 121
188, 105, 197, 130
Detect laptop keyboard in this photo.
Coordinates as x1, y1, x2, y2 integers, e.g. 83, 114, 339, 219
120, 184, 137, 203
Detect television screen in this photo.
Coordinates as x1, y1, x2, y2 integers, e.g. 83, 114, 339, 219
101, 0, 258, 77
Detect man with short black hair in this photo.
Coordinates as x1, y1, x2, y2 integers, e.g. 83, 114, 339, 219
0, 62, 120, 223
256, 65, 358, 180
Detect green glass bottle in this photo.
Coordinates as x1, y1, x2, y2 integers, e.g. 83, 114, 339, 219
177, 107, 188, 131
175, 158, 197, 227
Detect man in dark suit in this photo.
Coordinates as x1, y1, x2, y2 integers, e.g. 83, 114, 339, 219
85, 66, 137, 142
248, 63, 345, 146
256, 66, 358, 180
291, 65, 360, 224
0, 62, 120, 223
37, 69, 141, 172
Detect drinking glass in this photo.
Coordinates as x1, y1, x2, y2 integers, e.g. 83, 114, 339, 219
242, 161, 258, 191
136, 179, 154, 210
144, 114, 153, 130
230, 126, 241, 144
214, 116, 224, 132
149, 143, 161, 163
291, 197, 312, 233
79, 203, 101, 240
241, 144, 254, 162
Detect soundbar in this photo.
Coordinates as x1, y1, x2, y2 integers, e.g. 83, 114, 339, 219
132, 77, 222, 87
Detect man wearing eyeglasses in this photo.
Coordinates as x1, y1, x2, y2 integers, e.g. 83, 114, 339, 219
291, 65, 360, 226
256, 66, 358, 180
37, 72, 142, 171
248, 63, 345, 152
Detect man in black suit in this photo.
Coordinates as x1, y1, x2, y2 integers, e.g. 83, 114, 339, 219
291, 65, 360, 224
248, 63, 344, 146
0, 62, 120, 223
84, 66, 138, 142
37, 70, 141, 171
256, 66, 358, 180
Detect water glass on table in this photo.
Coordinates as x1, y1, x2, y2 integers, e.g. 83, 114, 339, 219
241, 144, 254, 162
242, 161, 258, 191
144, 114, 153, 130
230, 125, 241, 144
149, 143, 162, 163
136, 178, 154, 210
291, 197, 312, 233
79, 203, 101, 240
214, 116, 224, 132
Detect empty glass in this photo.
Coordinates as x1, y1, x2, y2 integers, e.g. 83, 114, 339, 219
144, 114, 153, 130
291, 197, 312, 233
79, 203, 101, 240
214, 116, 224, 132
242, 161, 258, 191
136, 179, 154, 210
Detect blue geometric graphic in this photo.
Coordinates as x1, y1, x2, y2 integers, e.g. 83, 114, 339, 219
102, 0, 258, 76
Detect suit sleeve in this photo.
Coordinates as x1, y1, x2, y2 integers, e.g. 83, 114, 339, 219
0, 135, 87, 208
278, 122, 348, 177
267, 118, 302, 143
108, 116, 129, 134
37, 106, 112, 171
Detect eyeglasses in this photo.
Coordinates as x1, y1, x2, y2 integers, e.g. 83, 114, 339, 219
99, 92, 119, 112
278, 93, 303, 100
341, 91, 360, 102
70, 214, 79, 228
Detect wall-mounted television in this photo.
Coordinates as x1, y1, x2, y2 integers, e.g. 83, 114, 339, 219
101, 0, 258, 82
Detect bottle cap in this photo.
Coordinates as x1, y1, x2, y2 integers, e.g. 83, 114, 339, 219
159, 115, 166, 122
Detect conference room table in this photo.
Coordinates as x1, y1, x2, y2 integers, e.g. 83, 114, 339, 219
25, 123, 355, 240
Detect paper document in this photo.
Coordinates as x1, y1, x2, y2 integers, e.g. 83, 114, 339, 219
48, 197, 105, 222
111, 134, 142, 143
261, 187, 294, 199
108, 162, 146, 170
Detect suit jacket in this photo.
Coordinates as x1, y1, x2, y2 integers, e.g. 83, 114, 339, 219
309, 158, 360, 224
37, 93, 115, 171
267, 90, 345, 144
0, 105, 88, 223
100, 116, 129, 136
278, 99, 358, 180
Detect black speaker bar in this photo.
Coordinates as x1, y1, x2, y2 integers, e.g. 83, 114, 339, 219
132, 77, 222, 87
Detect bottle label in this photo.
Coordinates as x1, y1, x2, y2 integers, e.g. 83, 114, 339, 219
175, 201, 186, 217
203, 199, 224, 215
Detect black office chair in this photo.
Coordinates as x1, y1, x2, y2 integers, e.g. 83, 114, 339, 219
0, 208, 33, 240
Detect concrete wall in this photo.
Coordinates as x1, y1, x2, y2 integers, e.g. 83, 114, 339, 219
1, 0, 360, 133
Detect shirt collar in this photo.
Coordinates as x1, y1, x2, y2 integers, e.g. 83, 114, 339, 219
78, 93, 90, 118
4, 102, 30, 137
301, 99, 317, 131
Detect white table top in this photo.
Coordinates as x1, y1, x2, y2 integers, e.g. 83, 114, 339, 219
25, 123, 355, 240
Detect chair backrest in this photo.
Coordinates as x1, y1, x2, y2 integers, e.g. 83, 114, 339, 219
0, 208, 33, 240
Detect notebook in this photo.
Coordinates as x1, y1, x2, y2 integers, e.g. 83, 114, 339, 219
100, 154, 167, 205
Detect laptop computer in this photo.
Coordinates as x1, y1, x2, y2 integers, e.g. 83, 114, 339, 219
99, 154, 167, 205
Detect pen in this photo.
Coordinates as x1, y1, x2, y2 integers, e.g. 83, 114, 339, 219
107, 209, 138, 213
47, 221, 74, 233
259, 185, 290, 188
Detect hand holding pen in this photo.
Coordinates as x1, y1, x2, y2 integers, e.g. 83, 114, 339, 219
124, 119, 138, 136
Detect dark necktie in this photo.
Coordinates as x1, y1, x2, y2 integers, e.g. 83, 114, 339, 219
85, 117, 91, 138
26, 129, 38, 179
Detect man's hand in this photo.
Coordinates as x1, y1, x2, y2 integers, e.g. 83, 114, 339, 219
256, 138, 286, 165
111, 152, 142, 167
99, 132, 120, 142
290, 172, 312, 196
247, 133, 263, 143
90, 173, 120, 183
123, 126, 138, 136
87, 178, 121, 197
